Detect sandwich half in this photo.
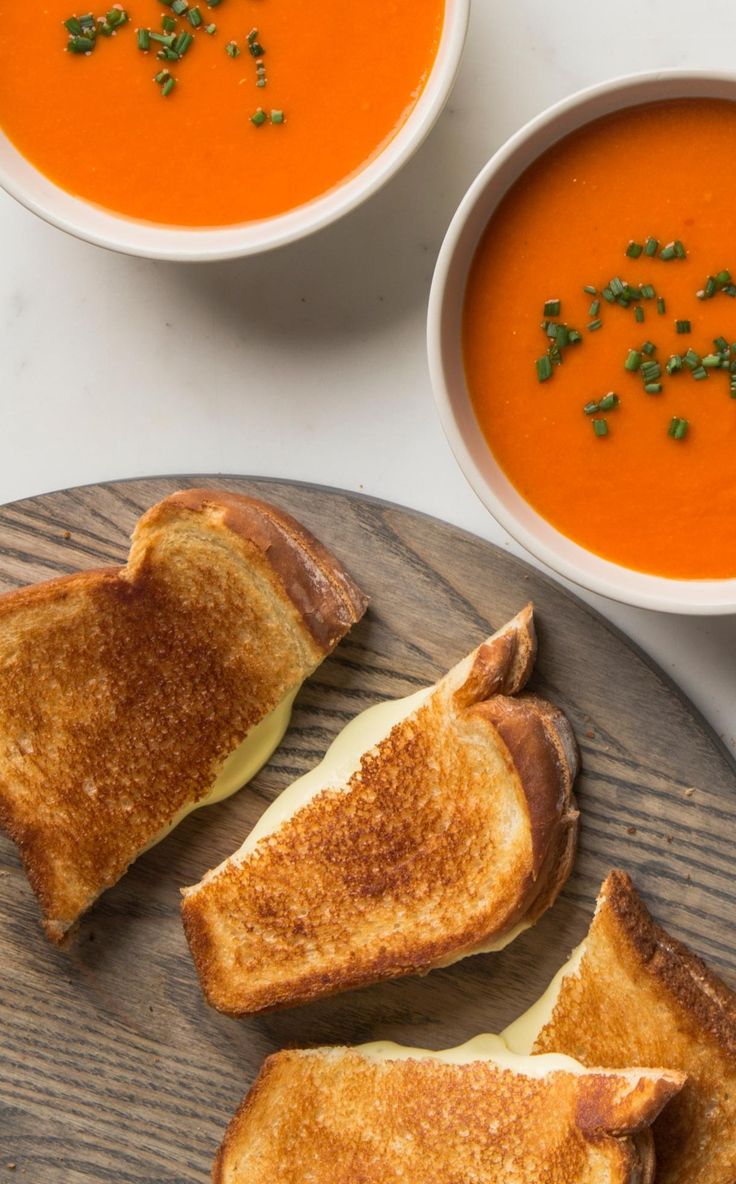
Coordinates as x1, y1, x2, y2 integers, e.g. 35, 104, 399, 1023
182, 605, 580, 1015
213, 1035, 684, 1183
0, 489, 366, 941
504, 869, 736, 1184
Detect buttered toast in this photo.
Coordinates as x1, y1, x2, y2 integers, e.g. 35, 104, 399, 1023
213, 1037, 684, 1184
182, 605, 580, 1015
0, 489, 366, 942
505, 870, 736, 1184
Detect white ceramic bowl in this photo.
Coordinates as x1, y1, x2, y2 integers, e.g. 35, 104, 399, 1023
0, 0, 469, 261
428, 69, 736, 615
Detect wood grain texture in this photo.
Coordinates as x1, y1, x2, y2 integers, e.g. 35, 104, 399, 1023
0, 475, 734, 1183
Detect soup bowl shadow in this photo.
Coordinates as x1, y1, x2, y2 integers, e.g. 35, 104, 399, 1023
428, 68, 736, 615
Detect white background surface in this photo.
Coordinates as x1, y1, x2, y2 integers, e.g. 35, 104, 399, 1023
1, 1, 735, 753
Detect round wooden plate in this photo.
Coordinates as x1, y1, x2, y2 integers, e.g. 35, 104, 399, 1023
0, 476, 734, 1182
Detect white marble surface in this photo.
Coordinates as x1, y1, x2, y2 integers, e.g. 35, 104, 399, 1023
1, 0, 735, 753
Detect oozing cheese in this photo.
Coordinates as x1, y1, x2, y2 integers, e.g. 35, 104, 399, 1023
502, 939, 587, 1054
353, 1033, 587, 1077
145, 689, 297, 851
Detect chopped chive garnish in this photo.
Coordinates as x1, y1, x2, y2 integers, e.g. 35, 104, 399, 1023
702, 353, 722, 368
247, 27, 258, 42
250, 106, 267, 126
641, 341, 656, 357
154, 67, 170, 81
587, 319, 602, 332
543, 299, 561, 317
666, 355, 683, 374
137, 26, 150, 47
684, 348, 701, 370
149, 31, 175, 43
675, 319, 691, 334
536, 356, 553, 382
626, 240, 643, 258
583, 284, 597, 295
157, 46, 178, 58
588, 300, 600, 317
171, 0, 187, 12
659, 241, 685, 261
644, 236, 659, 256
601, 287, 615, 303
714, 336, 729, 353
644, 383, 663, 394
204, 21, 215, 31
592, 418, 608, 437
583, 400, 599, 416
106, 6, 127, 25
79, 11, 95, 27
173, 29, 192, 53
161, 75, 176, 95
674, 240, 687, 258
609, 276, 625, 297
668, 416, 689, 440
162, 14, 175, 30
657, 296, 666, 314
188, 5, 202, 24
98, 20, 114, 35
639, 284, 655, 299
598, 392, 619, 411
64, 15, 83, 34
624, 349, 642, 371
249, 39, 265, 56
67, 33, 95, 50
691, 365, 708, 381
567, 329, 582, 344
634, 306, 644, 323
270, 109, 284, 124
225, 39, 239, 56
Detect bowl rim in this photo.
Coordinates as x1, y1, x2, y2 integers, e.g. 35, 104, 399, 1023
428, 66, 736, 615
0, 0, 470, 261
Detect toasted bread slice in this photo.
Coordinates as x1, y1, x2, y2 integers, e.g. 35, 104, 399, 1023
0, 489, 366, 942
213, 1036, 684, 1183
506, 870, 736, 1184
182, 606, 580, 1015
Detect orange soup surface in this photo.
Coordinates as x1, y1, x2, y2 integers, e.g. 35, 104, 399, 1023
0, 0, 444, 225
464, 99, 736, 580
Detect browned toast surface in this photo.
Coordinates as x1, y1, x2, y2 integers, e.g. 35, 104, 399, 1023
183, 607, 579, 1015
533, 870, 736, 1184
0, 489, 366, 941
213, 1045, 683, 1183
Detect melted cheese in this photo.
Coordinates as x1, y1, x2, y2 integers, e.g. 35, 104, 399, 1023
502, 939, 587, 1054
353, 1033, 587, 1077
145, 689, 297, 852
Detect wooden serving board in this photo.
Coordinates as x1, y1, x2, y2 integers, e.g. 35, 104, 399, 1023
0, 476, 734, 1182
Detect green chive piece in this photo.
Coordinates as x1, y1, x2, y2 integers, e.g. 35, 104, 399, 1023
67, 33, 95, 50
716, 269, 731, 286
626, 240, 643, 258
684, 348, 701, 370
188, 5, 202, 24
149, 31, 174, 43
583, 284, 597, 295
691, 365, 708, 380
702, 353, 722, 368
624, 349, 642, 371
666, 355, 683, 374
673, 239, 687, 258
641, 341, 656, 356
639, 284, 655, 299
634, 306, 644, 323
659, 242, 677, 260
609, 276, 625, 296
644, 383, 663, 394
644, 236, 659, 256
250, 106, 267, 126
204, 21, 216, 31
171, 0, 187, 11
668, 417, 689, 440
555, 324, 569, 349
137, 26, 151, 47
587, 319, 602, 332
536, 356, 553, 382
657, 296, 666, 314
543, 299, 561, 317
64, 16, 83, 34
598, 392, 619, 411
98, 20, 114, 34
589, 300, 600, 317
592, 418, 609, 437
79, 11, 95, 27
161, 75, 176, 95
161, 13, 175, 29
270, 109, 284, 124
173, 29, 192, 53
568, 329, 583, 344
154, 67, 170, 81
247, 26, 258, 42
731, 374, 736, 398
583, 400, 599, 416
675, 319, 691, 334
601, 286, 615, 303
107, 6, 127, 25
714, 336, 729, 353
249, 39, 265, 56
226, 39, 239, 56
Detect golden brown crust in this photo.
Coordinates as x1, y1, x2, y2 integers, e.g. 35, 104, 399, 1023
533, 870, 736, 1184
0, 489, 365, 942
212, 1047, 683, 1184
183, 608, 579, 1017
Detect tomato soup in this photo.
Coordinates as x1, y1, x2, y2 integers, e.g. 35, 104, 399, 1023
0, 0, 444, 226
464, 99, 736, 580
